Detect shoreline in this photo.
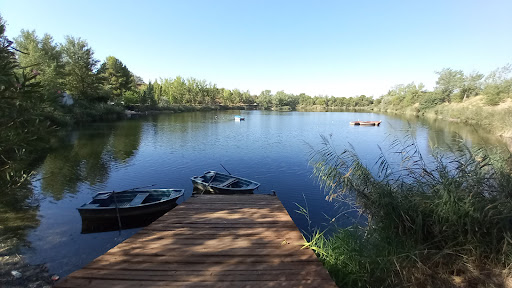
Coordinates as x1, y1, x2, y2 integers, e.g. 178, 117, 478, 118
0, 252, 53, 288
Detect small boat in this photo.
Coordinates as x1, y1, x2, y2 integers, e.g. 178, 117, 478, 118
191, 171, 260, 194
235, 115, 245, 121
78, 189, 184, 221
349, 120, 382, 126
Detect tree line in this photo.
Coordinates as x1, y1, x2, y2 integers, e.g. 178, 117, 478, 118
376, 66, 512, 111
9, 13, 511, 113
143, 65, 511, 111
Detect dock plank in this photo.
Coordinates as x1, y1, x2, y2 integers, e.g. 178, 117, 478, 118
55, 194, 336, 287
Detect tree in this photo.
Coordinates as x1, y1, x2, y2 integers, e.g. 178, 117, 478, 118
14, 30, 64, 99
298, 93, 313, 106
483, 64, 512, 105
241, 90, 253, 104
273, 90, 288, 108
314, 96, 327, 106
61, 36, 101, 101
256, 90, 273, 109
460, 72, 484, 101
435, 68, 464, 102
0, 15, 53, 189
97, 56, 134, 102
169, 76, 187, 104
232, 89, 242, 105
139, 81, 156, 106
222, 89, 233, 105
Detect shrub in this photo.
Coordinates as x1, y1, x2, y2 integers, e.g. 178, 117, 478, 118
419, 92, 445, 110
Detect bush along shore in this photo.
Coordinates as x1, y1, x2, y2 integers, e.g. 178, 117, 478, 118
308, 133, 512, 287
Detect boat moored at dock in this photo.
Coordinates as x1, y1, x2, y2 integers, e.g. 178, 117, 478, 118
78, 189, 184, 221
191, 171, 260, 194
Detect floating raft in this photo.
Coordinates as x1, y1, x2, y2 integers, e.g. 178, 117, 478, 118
55, 194, 336, 287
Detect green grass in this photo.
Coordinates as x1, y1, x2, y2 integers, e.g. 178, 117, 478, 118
308, 133, 512, 287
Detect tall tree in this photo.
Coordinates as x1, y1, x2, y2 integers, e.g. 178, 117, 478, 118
14, 30, 64, 99
483, 64, 512, 105
0, 15, 53, 189
256, 90, 273, 109
97, 56, 134, 102
460, 72, 484, 101
169, 76, 186, 104
61, 36, 100, 101
140, 81, 155, 106
435, 68, 464, 101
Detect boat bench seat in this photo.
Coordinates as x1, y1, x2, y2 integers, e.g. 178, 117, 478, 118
219, 178, 237, 187
129, 193, 150, 206
94, 192, 112, 200
82, 203, 100, 208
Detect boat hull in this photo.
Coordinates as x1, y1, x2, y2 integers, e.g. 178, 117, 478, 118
77, 189, 183, 232
78, 198, 179, 219
192, 181, 255, 194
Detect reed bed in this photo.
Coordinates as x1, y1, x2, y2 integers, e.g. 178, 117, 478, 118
308, 133, 512, 287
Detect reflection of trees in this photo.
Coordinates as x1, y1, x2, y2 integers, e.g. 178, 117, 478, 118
40, 147, 82, 199
0, 185, 39, 254
111, 121, 142, 162
39, 121, 143, 200
41, 129, 112, 200
425, 119, 497, 152
76, 129, 112, 185
395, 113, 506, 152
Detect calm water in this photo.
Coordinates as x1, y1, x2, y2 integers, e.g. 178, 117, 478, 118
13, 110, 509, 277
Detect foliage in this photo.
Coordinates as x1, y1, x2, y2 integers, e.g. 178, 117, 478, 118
418, 91, 444, 110
435, 68, 464, 102
97, 56, 135, 102
459, 71, 484, 102
483, 64, 512, 105
66, 100, 125, 123
61, 36, 102, 101
380, 82, 425, 108
0, 15, 55, 189
308, 133, 512, 287
149, 77, 226, 106
14, 30, 64, 100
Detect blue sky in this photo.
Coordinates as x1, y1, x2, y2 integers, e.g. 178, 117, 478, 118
2, 0, 511, 97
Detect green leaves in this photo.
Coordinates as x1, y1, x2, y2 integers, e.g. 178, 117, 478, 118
97, 56, 135, 103
61, 36, 100, 100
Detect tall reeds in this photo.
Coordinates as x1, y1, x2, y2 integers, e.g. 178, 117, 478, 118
308, 133, 512, 287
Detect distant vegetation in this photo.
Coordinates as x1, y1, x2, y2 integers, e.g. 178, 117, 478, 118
6, 13, 512, 114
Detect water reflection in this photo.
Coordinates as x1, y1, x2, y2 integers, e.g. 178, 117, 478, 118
111, 121, 142, 162
80, 210, 170, 234
0, 185, 39, 253
40, 121, 143, 200
395, 114, 506, 151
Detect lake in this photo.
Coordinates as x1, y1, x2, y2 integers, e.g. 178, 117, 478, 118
6, 110, 510, 278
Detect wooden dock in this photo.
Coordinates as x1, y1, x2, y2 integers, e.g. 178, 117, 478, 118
55, 194, 336, 287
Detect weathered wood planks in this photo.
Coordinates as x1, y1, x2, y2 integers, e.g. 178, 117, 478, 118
55, 194, 336, 288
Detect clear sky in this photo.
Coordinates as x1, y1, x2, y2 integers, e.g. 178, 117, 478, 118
1, 0, 511, 98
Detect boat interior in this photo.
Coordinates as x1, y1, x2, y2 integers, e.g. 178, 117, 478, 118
84, 191, 174, 208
